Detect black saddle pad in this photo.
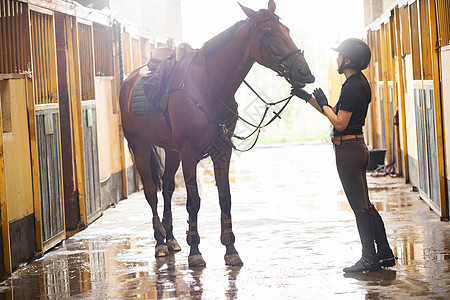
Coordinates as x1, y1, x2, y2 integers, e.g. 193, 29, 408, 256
131, 77, 151, 115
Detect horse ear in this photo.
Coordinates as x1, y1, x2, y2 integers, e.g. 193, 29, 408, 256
268, 0, 276, 13
238, 2, 258, 20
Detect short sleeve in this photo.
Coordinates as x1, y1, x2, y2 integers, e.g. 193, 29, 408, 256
338, 86, 358, 112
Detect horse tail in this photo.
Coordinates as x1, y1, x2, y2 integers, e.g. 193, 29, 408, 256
149, 146, 163, 191
126, 144, 163, 192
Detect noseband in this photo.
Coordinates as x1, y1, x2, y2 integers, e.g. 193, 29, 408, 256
252, 18, 303, 84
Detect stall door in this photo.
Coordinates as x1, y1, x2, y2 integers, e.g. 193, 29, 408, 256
414, 85, 440, 212
35, 109, 65, 247
82, 104, 101, 222
30, 8, 65, 250
423, 86, 440, 209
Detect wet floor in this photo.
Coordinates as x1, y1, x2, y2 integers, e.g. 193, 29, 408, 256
1, 143, 449, 299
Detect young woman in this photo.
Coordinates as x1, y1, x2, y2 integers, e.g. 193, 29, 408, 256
292, 38, 396, 273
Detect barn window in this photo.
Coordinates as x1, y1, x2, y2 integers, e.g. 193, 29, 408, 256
376, 29, 383, 80
389, 14, 396, 58
30, 9, 58, 104
78, 22, 96, 100
409, 2, 422, 80
140, 37, 151, 65
399, 5, 411, 55
131, 36, 141, 71
385, 21, 394, 81
419, 0, 433, 80
93, 23, 114, 76
121, 31, 132, 75
0, 0, 28, 74
436, 0, 450, 46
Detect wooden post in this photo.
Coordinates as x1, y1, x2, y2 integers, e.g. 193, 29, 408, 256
113, 21, 128, 199
380, 23, 392, 163
0, 89, 12, 274
388, 16, 402, 175
367, 30, 378, 149
427, 0, 448, 220
394, 5, 410, 181
68, 17, 88, 227
25, 5, 44, 253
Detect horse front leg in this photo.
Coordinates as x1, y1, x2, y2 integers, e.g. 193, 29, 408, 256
162, 150, 182, 252
182, 152, 206, 267
212, 145, 243, 266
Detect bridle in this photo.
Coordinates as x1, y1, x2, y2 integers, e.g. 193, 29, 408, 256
171, 15, 302, 152
252, 17, 304, 86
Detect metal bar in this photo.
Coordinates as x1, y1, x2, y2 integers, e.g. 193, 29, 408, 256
18, 2, 24, 72
31, 11, 38, 104
48, 14, 58, 103
0, 0, 5, 73
33, 12, 41, 104
6, 0, 13, 73
395, 5, 410, 181
428, 0, 448, 220
37, 12, 44, 104
43, 15, 50, 104
11, 1, 18, 73
380, 24, 393, 162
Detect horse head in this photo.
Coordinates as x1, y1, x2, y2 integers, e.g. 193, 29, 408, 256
239, 0, 315, 88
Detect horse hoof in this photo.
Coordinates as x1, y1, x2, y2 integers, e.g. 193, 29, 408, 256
155, 245, 169, 257
224, 253, 243, 266
166, 239, 181, 252
188, 254, 206, 268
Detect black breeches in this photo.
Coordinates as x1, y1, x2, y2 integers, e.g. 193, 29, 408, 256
335, 138, 371, 214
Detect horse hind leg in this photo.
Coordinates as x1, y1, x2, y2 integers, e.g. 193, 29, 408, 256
162, 150, 181, 252
130, 140, 169, 257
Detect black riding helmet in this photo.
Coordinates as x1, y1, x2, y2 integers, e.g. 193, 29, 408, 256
332, 38, 371, 73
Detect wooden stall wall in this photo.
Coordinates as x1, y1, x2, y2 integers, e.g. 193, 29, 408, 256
366, 0, 448, 219
0, 0, 181, 275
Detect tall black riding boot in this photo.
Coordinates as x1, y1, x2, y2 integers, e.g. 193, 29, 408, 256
369, 205, 396, 267
343, 210, 381, 273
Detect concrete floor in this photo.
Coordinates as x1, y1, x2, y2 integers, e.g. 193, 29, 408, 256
1, 143, 449, 299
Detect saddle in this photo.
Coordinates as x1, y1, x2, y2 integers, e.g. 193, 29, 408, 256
132, 44, 192, 116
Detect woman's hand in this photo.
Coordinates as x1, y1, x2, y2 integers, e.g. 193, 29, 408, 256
312, 88, 331, 112
291, 87, 312, 102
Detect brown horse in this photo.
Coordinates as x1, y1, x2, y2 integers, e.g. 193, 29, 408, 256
119, 0, 314, 267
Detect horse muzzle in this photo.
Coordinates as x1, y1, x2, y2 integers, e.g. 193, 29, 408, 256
290, 70, 315, 88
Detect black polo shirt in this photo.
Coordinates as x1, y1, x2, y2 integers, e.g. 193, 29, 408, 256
333, 72, 371, 137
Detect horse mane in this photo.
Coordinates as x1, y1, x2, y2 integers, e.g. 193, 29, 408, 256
201, 20, 246, 58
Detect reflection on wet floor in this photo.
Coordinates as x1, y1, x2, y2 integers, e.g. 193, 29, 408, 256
1, 143, 449, 299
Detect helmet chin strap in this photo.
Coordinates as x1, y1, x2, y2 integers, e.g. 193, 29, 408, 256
338, 56, 349, 74
338, 56, 359, 74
